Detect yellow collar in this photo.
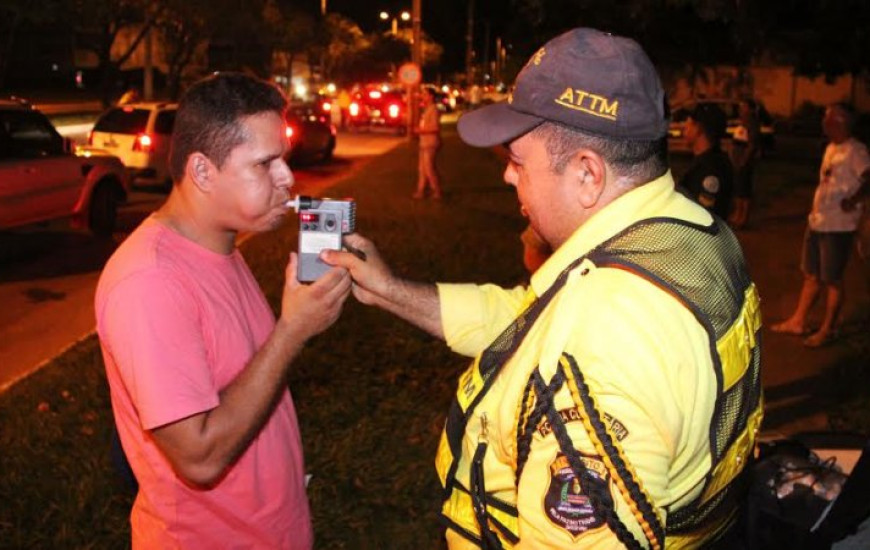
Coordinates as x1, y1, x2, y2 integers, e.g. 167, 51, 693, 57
529, 170, 710, 296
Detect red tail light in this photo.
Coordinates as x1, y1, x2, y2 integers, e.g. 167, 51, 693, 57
349, 102, 360, 117
132, 133, 152, 152
388, 104, 400, 119
285, 125, 295, 140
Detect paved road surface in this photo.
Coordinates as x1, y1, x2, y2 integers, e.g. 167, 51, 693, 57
0, 130, 405, 392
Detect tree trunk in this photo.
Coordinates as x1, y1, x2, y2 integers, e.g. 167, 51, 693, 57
0, 11, 22, 89
286, 52, 295, 97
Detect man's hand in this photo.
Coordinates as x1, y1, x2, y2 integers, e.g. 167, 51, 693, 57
279, 252, 352, 341
321, 234, 395, 308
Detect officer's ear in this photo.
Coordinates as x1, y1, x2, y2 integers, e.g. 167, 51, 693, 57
568, 149, 607, 209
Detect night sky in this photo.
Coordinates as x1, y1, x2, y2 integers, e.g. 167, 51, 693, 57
310, 0, 509, 75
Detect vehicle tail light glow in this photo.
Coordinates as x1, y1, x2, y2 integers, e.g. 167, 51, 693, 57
132, 133, 152, 152
285, 125, 295, 140
369, 90, 382, 99
349, 102, 360, 117
388, 104, 400, 118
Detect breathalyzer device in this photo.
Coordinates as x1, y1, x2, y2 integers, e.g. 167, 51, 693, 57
286, 195, 356, 282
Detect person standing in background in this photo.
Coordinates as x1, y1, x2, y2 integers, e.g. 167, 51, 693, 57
729, 98, 760, 229
678, 102, 734, 219
413, 87, 443, 200
773, 102, 870, 347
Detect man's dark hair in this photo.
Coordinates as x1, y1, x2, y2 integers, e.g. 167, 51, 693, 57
831, 101, 857, 133
530, 122, 668, 185
689, 103, 728, 143
168, 73, 287, 182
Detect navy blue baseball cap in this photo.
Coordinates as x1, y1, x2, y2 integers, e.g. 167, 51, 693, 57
458, 28, 668, 147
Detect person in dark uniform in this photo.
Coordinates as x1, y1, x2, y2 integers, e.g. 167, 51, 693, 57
678, 102, 734, 220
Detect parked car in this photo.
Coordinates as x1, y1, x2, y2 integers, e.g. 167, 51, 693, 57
89, 102, 177, 186
668, 98, 776, 155
0, 98, 130, 235
422, 84, 455, 113
346, 86, 408, 135
368, 89, 408, 134
284, 103, 337, 164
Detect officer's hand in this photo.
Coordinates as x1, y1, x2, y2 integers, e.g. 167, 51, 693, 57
279, 252, 351, 341
321, 233, 394, 308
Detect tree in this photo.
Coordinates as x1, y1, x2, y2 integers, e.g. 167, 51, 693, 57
67, 0, 166, 105
157, 0, 217, 100
263, 0, 317, 96
0, 0, 62, 88
316, 13, 370, 84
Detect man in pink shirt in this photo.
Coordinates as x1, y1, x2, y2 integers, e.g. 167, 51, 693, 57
95, 73, 352, 548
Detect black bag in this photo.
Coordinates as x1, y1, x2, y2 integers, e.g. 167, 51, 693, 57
746, 434, 870, 550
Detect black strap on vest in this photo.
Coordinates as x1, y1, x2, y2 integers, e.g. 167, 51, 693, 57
441, 256, 587, 497
471, 440, 503, 549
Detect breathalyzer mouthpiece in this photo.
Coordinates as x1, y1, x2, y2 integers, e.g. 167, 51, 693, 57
284, 195, 313, 212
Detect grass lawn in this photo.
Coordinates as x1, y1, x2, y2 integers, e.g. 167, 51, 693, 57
2, 126, 869, 549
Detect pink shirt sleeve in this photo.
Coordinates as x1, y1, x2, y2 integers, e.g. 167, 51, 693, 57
101, 269, 220, 430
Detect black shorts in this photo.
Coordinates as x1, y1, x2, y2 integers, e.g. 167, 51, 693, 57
801, 230, 855, 283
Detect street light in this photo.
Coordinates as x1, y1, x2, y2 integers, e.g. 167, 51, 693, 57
379, 10, 411, 36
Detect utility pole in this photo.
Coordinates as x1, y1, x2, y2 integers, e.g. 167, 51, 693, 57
495, 36, 502, 84
144, 26, 153, 100
483, 21, 490, 82
410, 0, 422, 138
465, 0, 474, 87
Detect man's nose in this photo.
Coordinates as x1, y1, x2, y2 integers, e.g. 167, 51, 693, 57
503, 163, 517, 187
277, 159, 295, 190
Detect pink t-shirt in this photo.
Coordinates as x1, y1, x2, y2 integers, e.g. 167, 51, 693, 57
95, 217, 312, 549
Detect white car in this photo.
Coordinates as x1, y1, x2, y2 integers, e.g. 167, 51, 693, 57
0, 99, 130, 235
89, 102, 177, 187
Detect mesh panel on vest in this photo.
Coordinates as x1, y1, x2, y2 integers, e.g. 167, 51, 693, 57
588, 217, 750, 338
666, 468, 747, 533
585, 216, 762, 539
587, 217, 758, 461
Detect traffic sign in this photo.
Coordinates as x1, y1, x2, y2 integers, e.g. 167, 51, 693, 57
398, 63, 422, 86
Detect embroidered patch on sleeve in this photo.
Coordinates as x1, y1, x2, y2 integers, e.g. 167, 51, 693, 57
536, 408, 630, 441
544, 452, 610, 538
